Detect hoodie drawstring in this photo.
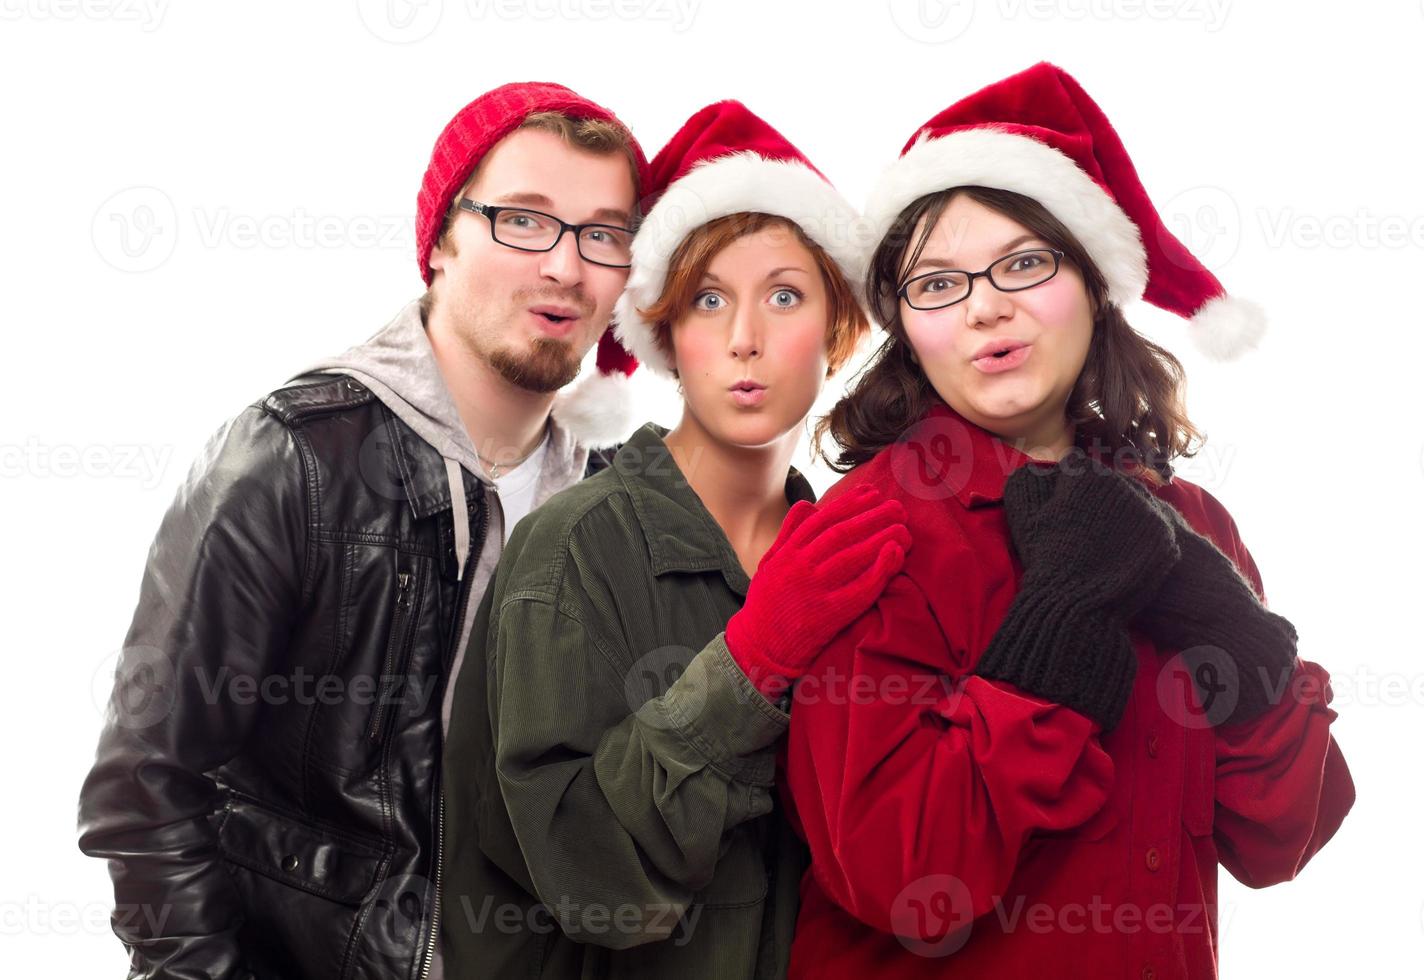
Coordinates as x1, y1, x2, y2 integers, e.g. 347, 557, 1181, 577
444, 456, 470, 582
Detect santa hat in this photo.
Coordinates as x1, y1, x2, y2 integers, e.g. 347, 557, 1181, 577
613, 100, 864, 376
863, 62, 1265, 361
415, 81, 652, 448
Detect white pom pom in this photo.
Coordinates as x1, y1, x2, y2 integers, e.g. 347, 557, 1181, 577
1190, 295, 1267, 362
551, 369, 640, 450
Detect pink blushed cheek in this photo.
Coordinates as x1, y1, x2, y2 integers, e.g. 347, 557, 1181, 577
1015, 276, 1090, 334
902, 307, 962, 364
671, 321, 724, 384
775, 313, 828, 367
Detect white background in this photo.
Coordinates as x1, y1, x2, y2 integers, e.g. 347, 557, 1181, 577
3, 0, 1420, 974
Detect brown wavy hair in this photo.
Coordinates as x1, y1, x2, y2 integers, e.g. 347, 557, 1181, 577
814, 186, 1202, 483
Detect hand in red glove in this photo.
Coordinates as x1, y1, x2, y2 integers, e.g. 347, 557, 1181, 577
725, 484, 911, 701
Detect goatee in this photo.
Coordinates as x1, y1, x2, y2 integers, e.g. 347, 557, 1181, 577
487, 337, 582, 393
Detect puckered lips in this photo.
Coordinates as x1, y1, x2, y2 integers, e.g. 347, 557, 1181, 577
971, 338, 1032, 374
729, 378, 767, 407
529, 304, 582, 339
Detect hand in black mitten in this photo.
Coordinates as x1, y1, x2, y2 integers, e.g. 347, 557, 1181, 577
973, 450, 1181, 732
1134, 497, 1299, 726
1004, 452, 1181, 617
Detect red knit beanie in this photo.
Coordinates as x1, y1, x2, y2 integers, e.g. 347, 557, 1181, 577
415, 81, 651, 286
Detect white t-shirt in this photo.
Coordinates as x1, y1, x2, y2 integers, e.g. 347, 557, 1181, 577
490, 427, 550, 543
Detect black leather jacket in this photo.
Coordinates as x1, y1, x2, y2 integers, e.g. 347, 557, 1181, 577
78, 373, 608, 979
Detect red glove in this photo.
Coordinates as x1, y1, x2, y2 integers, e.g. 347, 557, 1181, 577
725, 484, 911, 701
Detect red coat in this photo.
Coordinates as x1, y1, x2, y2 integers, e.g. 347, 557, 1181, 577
781, 400, 1354, 979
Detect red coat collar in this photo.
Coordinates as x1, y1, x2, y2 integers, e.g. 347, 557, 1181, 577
883, 397, 1154, 511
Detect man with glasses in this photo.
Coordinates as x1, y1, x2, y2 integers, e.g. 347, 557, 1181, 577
78, 82, 649, 980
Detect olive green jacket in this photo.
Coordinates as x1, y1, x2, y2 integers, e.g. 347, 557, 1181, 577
440, 421, 814, 979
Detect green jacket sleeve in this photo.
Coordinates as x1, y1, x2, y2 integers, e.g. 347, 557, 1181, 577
488, 588, 788, 949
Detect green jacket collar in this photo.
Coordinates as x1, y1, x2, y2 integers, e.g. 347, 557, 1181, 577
612, 422, 817, 595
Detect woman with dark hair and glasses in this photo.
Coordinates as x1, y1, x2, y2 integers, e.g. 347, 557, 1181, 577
775, 63, 1355, 978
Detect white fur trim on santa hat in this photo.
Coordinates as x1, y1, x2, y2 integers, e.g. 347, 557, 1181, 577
1189, 294, 1266, 362
862, 127, 1148, 310
551, 366, 640, 450
614, 151, 866, 377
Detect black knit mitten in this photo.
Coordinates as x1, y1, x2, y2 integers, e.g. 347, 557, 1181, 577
973, 452, 1180, 732
1134, 499, 1299, 726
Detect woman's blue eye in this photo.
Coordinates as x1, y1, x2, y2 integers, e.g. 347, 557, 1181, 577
770, 289, 800, 308
694, 292, 724, 311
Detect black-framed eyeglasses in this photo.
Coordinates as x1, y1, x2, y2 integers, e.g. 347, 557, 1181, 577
457, 198, 634, 268
897, 247, 1065, 311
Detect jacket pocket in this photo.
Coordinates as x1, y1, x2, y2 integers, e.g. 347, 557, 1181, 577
689, 824, 769, 910
366, 559, 424, 743
1182, 724, 1216, 837
217, 793, 387, 905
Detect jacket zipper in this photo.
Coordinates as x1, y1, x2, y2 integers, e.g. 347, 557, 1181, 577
416, 493, 487, 980
367, 571, 415, 742
418, 793, 446, 980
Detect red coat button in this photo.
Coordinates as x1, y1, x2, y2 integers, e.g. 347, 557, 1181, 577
1145, 847, 1161, 871
1146, 734, 1160, 757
